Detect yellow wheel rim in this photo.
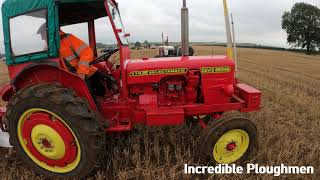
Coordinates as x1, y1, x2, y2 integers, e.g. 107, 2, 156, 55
213, 129, 249, 164
17, 108, 81, 173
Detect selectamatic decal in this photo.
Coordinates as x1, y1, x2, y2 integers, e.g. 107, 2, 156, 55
201, 66, 231, 74
129, 68, 188, 76
129, 66, 231, 76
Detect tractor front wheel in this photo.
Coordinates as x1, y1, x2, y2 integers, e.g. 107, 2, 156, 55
197, 114, 258, 164
5, 83, 106, 178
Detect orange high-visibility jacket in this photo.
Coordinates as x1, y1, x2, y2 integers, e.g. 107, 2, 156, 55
59, 31, 97, 77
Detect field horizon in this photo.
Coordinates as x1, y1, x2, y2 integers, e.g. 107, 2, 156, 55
0, 46, 319, 179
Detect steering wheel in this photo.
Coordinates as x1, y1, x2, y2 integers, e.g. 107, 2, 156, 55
90, 48, 119, 65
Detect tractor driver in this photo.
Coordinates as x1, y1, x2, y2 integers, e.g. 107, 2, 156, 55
37, 23, 117, 96
59, 29, 97, 80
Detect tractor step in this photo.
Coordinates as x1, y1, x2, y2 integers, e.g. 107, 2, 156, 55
145, 107, 184, 126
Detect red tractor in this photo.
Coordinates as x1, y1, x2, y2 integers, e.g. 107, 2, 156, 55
0, 0, 261, 178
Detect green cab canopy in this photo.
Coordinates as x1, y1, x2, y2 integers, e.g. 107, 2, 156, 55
1, 0, 107, 65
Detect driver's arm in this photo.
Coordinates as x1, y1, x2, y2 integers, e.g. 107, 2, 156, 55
68, 34, 94, 76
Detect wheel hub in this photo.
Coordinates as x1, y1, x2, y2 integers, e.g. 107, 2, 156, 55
226, 142, 236, 151
17, 108, 81, 173
41, 138, 52, 149
213, 129, 250, 164
31, 124, 66, 160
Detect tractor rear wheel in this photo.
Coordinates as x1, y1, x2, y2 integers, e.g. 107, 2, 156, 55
197, 113, 258, 164
4, 83, 106, 178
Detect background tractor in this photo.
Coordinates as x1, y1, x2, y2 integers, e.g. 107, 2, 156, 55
0, 0, 261, 178
157, 33, 194, 57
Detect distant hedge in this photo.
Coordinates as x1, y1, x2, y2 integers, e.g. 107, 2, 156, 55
197, 44, 320, 55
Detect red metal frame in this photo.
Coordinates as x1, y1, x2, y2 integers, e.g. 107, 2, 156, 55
0, 0, 261, 133
104, 1, 130, 99
88, 20, 97, 57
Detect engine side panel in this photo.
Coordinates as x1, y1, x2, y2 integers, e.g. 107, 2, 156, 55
126, 55, 235, 106
126, 55, 233, 84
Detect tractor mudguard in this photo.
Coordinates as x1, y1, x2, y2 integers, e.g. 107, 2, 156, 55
10, 60, 59, 84
9, 62, 98, 111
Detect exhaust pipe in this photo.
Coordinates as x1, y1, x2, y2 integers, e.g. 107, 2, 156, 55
181, 0, 189, 56
223, 0, 233, 59
231, 13, 238, 77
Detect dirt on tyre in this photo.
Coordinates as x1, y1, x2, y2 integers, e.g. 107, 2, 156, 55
4, 83, 106, 179
197, 114, 258, 165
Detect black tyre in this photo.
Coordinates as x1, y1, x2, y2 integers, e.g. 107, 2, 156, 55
4, 83, 106, 178
197, 113, 258, 164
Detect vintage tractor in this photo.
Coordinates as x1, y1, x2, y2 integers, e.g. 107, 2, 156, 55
157, 33, 194, 58
0, 0, 261, 178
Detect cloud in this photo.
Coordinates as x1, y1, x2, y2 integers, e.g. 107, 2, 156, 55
0, 0, 319, 53
116, 0, 320, 47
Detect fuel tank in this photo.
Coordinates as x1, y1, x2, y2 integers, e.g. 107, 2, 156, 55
126, 55, 235, 85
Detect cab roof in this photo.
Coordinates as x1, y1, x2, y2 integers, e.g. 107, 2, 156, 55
2, 0, 107, 25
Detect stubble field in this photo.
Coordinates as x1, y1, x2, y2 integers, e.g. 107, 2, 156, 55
0, 46, 319, 179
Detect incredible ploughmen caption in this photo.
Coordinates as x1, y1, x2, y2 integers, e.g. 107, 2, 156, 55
184, 164, 314, 176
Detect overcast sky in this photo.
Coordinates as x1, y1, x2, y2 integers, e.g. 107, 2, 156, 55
0, 0, 319, 53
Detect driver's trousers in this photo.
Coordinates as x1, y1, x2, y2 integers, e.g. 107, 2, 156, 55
86, 71, 107, 97
86, 71, 118, 97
